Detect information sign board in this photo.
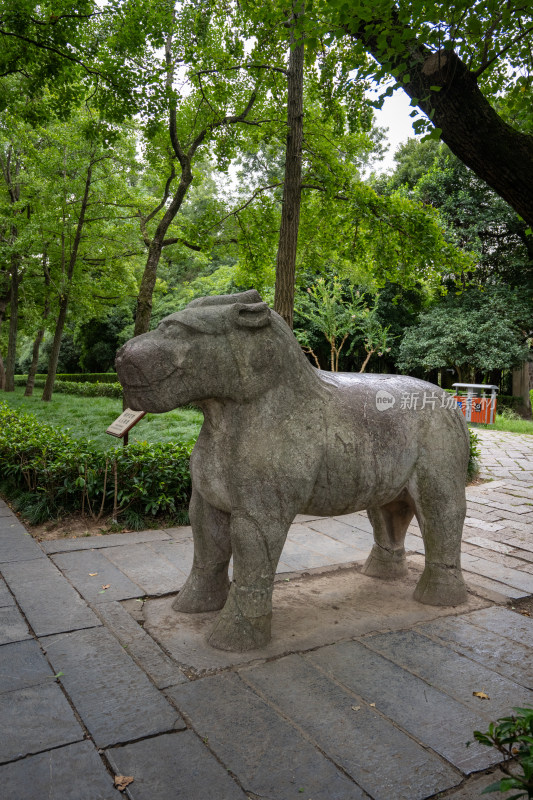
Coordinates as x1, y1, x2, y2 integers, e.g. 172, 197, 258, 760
106, 408, 146, 438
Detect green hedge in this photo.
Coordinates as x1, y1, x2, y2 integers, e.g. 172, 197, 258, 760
0, 402, 192, 526
15, 372, 118, 384
14, 377, 122, 398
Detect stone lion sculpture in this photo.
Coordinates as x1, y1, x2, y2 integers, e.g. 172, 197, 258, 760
116, 290, 469, 652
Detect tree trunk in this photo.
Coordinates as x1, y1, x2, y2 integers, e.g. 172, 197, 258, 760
0, 286, 11, 391
42, 163, 92, 401
274, 14, 305, 329
346, 23, 533, 230
134, 172, 193, 337
42, 295, 68, 402
25, 254, 50, 396
4, 251, 20, 392
512, 362, 532, 419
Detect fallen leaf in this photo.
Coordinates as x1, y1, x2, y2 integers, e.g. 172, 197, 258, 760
351, 705, 360, 712
369, 702, 376, 707
114, 775, 134, 791
89, 573, 98, 577
101, 584, 110, 590
473, 689, 490, 700
519, 610, 531, 617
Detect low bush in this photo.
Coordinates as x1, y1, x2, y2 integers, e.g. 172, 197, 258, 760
0, 402, 192, 525
468, 428, 481, 481
14, 377, 122, 398
469, 707, 533, 798
15, 372, 118, 384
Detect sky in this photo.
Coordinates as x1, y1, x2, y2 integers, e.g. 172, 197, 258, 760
371, 89, 419, 174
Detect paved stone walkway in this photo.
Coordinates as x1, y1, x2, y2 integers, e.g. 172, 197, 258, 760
1, 429, 532, 799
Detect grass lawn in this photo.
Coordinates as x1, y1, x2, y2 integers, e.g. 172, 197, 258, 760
491, 414, 533, 435
1, 387, 203, 451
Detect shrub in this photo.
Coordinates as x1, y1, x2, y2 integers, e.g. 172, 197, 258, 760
13, 377, 122, 398
0, 402, 192, 524
468, 428, 481, 481
15, 372, 118, 384
469, 707, 533, 798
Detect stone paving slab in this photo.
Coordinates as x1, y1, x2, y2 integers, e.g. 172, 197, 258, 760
1, 557, 101, 636
307, 641, 500, 774
0, 604, 31, 644
142, 540, 191, 581
51, 550, 143, 604
41, 529, 172, 554
242, 654, 462, 800
95, 601, 188, 689
463, 605, 533, 646
0, 740, 116, 800
445, 770, 523, 799
102, 542, 186, 596
0, 577, 14, 607
416, 617, 533, 690
363, 630, 533, 720
0, 517, 46, 563
0, 682, 83, 763
0, 639, 54, 692
42, 626, 185, 747
106, 731, 248, 800
167, 672, 367, 799
461, 552, 533, 593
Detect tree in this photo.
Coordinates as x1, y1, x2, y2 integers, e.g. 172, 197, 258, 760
396, 287, 530, 383
318, 1, 533, 229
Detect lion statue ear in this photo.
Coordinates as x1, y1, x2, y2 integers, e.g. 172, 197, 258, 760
232, 302, 272, 329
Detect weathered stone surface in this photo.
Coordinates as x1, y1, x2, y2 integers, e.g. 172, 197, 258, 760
461, 552, 533, 593
0, 639, 54, 692
142, 568, 481, 673
307, 641, 500, 773
41, 529, 171, 554
0, 682, 83, 763
95, 601, 188, 688
243, 654, 462, 800
462, 606, 533, 646
51, 550, 143, 604
444, 770, 521, 799
416, 617, 533, 690
0, 577, 14, 607
364, 630, 533, 719
1, 558, 100, 636
42, 626, 185, 747
106, 732, 248, 800
116, 290, 470, 651
102, 542, 185, 595
0, 517, 46, 563
167, 672, 366, 799
0, 740, 115, 800
0, 604, 31, 644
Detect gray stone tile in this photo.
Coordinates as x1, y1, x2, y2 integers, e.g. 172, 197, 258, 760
164, 525, 193, 542
462, 606, 533, 647
0, 740, 115, 800
0, 639, 54, 692
465, 573, 529, 602
417, 617, 533, 689
102, 542, 185, 595
463, 535, 514, 554
0, 518, 46, 563
167, 672, 367, 799
307, 641, 500, 774
51, 550, 143, 603
0, 682, 83, 763
40, 528, 171, 554
106, 731, 248, 800
95, 601, 188, 689
1, 558, 100, 636
42, 626, 185, 747
0, 577, 14, 607
243, 654, 461, 800
461, 552, 533, 593
0, 604, 31, 644
145, 540, 191, 580
364, 630, 533, 720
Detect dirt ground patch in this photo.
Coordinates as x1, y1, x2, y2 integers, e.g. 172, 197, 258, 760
511, 595, 533, 618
